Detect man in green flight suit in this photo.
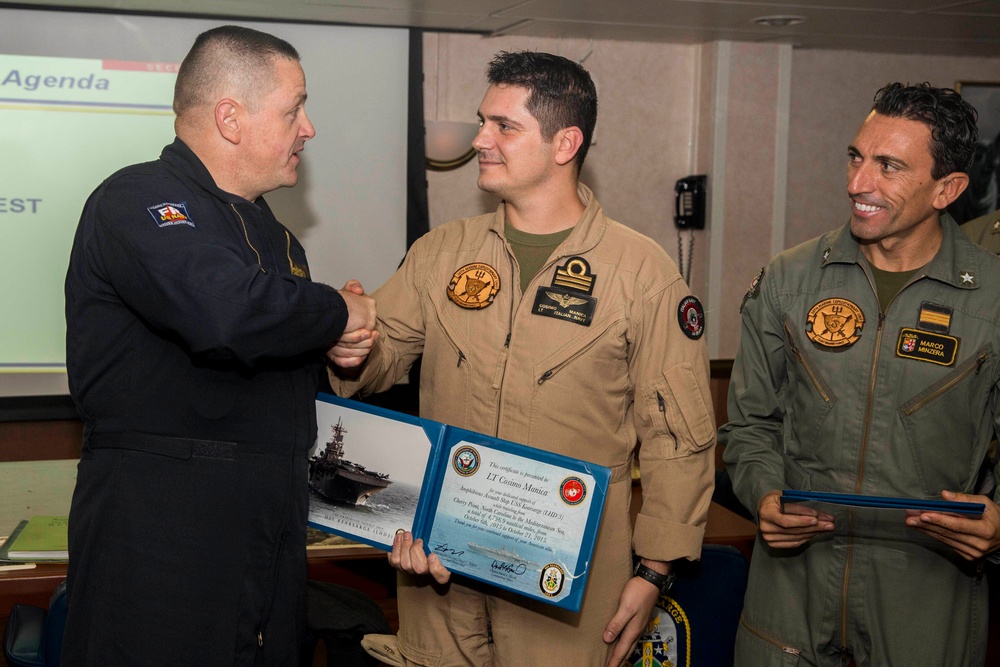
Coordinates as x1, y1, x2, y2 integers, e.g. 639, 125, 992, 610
721, 82, 1000, 666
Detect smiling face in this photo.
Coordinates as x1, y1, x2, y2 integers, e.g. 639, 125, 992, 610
846, 112, 950, 250
472, 83, 559, 202
239, 57, 315, 200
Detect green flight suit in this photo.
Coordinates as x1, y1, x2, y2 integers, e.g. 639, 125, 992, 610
721, 218, 1000, 666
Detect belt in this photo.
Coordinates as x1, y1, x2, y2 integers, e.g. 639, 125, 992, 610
86, 432, 290, 460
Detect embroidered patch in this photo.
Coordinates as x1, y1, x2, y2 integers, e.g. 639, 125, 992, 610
285, 230, 308, 278
896, 327, 959, 366
447, 263, 500, 310
740, 267, 765, 313
917, 302, 952, 334
531, 287, 596, 326
451, 446, 481, 477
552, 257, 596, 294
677, 296, 705, 340
805, 298, 864, 348
560, 476, 587, 506
147, 202, 194, 228
539, 564, 566, 598
627, 594, 692, 667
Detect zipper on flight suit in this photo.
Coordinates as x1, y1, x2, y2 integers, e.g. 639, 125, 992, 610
230, 204, 265, 272
783, 322, 832, 403
429, 307, 467, 368
901, 351, 989, 416
739, 616, 802, 655
656, 392, 680, 451
840, 267, 923, 653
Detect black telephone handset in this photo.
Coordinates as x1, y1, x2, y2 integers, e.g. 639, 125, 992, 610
674, 175, 707, 229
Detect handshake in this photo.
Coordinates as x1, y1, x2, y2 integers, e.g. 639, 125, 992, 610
328, 279, 379, 369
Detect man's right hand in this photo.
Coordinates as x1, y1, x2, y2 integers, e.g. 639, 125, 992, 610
757, 490, 835, 549
389, 530, 451, 585
339, 279, 376, 333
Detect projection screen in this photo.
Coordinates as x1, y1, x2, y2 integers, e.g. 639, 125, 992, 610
0, 7, 410, 397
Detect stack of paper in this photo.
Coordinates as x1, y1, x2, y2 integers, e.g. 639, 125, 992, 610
0, 515, 69, 562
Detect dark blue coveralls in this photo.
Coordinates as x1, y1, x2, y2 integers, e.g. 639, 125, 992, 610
62, 138, 349, 666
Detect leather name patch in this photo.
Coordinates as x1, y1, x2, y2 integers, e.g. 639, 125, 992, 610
896, 327, 959, 366
530, 287, 596, 326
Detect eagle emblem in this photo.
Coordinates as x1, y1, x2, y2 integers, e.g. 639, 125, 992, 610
545, 291, 588, 309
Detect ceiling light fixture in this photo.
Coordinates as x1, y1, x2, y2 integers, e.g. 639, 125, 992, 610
753, 15, 806, 28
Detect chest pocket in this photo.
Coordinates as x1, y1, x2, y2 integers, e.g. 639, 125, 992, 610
533, 306, 628, 385
782, 317, 838, 455
899, 344, 993, 495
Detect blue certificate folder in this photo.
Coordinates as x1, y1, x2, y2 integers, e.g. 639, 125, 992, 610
780, 490, 984, 517
308, 393, 611, 611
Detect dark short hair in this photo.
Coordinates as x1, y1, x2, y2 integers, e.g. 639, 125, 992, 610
871, 82, 979, 179
487, 51, 598, 171
174, 25, 300, 116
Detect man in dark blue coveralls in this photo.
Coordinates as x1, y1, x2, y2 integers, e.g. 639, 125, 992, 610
62, 25, 376, 666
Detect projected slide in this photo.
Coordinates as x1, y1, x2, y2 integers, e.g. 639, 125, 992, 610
0, 53, 177, 372
0, 8, 409, 398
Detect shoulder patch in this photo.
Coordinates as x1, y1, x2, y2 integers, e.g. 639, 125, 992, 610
677, 296, 705, 340
740, 267, 765, 313
147, 202, 194, 228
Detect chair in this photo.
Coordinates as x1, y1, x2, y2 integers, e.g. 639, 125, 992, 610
3, 580, 68, 667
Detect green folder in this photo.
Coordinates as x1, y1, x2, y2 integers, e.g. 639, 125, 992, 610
0, 515, 69, 562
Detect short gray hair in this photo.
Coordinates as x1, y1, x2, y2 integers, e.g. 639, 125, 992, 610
173, 25, 299, 116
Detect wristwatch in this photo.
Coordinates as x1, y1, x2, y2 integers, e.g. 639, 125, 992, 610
634, 562, 676, 595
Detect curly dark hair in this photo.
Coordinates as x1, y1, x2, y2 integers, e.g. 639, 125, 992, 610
871, 82, 979, 179
487, 51, 598, 171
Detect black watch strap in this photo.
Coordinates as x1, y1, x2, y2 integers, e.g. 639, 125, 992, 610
634, 563, 676, 594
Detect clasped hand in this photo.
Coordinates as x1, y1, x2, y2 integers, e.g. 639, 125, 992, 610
327, 279, 378, 368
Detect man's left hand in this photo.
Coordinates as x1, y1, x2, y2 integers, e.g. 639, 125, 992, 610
602, 561, 663, 667
905, 490, 1000, 561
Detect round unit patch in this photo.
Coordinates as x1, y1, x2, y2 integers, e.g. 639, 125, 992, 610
539, 563, 566, 598
627, 594, 691, 667
452, 445, 481, 477
560, 476, 587, 506
677, 296, 705, 340
805, 297, 864, 348
447, 262, 500, 310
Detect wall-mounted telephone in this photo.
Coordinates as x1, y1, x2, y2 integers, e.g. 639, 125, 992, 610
674, 175, 707, 230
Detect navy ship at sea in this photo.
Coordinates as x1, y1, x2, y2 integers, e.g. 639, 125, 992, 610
309, 417, 392, 506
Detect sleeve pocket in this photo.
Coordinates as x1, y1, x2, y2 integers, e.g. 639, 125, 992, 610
645, 362, 716, 455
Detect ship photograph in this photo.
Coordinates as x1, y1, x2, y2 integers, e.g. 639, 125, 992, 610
309, 417, 392, 506
308, 401, 432, 549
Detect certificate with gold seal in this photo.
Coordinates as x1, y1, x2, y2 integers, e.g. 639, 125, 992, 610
308, 393, 610, 611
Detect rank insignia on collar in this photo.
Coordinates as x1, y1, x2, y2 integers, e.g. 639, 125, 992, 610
959, 271, 975, 285
447, 262, 500, 310
897, 327, 959, 366
992, 220, 1000, 233
917, 302, 951, 334
147, 201, 194, 228
553, 257, 596, 294
678, 296, 705, 340
805, 297, 864, 348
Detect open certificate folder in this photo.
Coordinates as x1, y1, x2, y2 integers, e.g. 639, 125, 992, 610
308, 393, 611, 612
